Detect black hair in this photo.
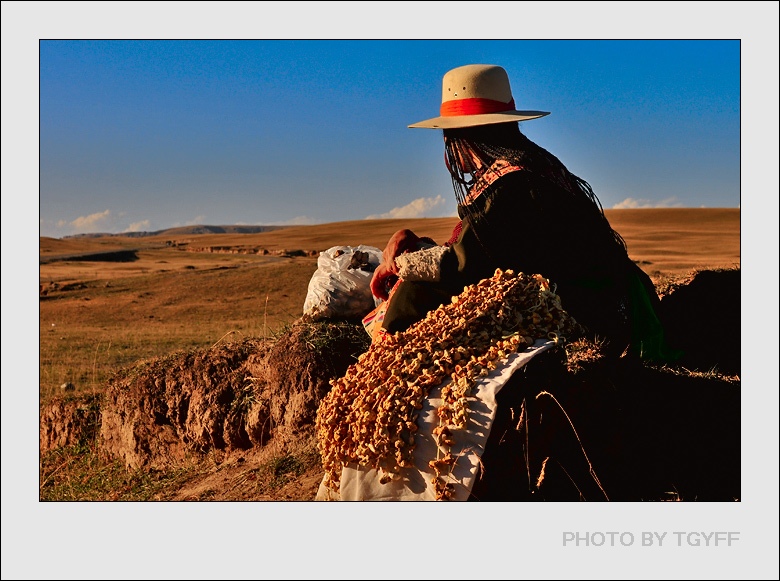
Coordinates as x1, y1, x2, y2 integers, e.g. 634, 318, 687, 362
442, 122, 628, 253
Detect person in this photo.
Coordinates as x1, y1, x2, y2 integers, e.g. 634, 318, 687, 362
369, 64, 680, 362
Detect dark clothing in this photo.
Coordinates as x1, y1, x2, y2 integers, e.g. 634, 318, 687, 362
382, 168, 679, 361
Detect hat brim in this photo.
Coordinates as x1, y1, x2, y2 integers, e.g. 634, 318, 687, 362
408, 110, 550, 129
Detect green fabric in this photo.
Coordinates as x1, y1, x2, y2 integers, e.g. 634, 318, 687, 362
627, 271, 684, 362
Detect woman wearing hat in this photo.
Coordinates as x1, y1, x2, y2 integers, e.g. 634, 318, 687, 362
370, 64, 679, 362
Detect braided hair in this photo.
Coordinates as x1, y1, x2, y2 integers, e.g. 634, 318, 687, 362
443, 122, 628, 254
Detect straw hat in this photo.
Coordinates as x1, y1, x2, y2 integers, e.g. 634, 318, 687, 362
408, 64, 549, 129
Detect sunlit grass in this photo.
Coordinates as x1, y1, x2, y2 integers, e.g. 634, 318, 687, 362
39, 256, 316, 402
40, 441, 200, 501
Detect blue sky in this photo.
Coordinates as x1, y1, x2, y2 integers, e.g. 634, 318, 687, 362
34, 34, 749, 238
3, 2, 780, 579
38, 37, 740, 238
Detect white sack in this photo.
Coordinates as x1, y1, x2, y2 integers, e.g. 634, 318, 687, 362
303, 245, 383, 321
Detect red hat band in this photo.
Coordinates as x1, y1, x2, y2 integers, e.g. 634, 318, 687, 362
440, 97, 516, 117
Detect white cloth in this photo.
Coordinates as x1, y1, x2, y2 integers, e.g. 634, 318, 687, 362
394, 244, 447, 282
316, 339, 555, 501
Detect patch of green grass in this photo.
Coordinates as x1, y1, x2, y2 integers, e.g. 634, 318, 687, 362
265, 454, 306, 489
229, 377, 261, 420
257, 448, 321, 492
39, 442, 197, 501
274, 319, 371, 373
308, 320, 371, 354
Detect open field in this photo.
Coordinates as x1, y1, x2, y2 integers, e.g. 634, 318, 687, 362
38, 208, 741, 504
39, 209, 740, 402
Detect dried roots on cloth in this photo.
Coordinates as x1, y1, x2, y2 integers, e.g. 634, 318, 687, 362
315, 268, 583, 500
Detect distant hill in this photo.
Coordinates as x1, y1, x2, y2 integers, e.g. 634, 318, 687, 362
62, 225, 292, 239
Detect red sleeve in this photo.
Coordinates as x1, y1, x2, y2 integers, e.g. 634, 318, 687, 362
444, 221, 463, 247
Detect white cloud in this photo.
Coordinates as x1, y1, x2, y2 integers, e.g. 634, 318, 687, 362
364, 195, 449, 220
612, 197, 685, 209
63, 210, 112, 233
124, 220, 151, 232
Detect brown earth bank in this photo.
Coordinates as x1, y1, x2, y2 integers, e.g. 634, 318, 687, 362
40, 267, 740, 502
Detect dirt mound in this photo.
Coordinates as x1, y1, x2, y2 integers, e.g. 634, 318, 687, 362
97, 321, 369, 471
658, 268, 740, 376
39, 394, 101, 453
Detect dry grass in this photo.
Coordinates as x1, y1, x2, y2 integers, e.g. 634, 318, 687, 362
36, 209, 741, 503
39, 255, 317, 400
37, 211, 740, 501
38, 210, 739, 403
603, 208, 740, 279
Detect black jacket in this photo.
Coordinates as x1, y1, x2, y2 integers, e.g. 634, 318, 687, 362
382, 169, 670, 359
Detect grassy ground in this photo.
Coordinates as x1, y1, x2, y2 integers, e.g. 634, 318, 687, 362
37, 212, 740, 502
38, 210, 739, 403
40, 433, 323, 501
39, 253, 317, 401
